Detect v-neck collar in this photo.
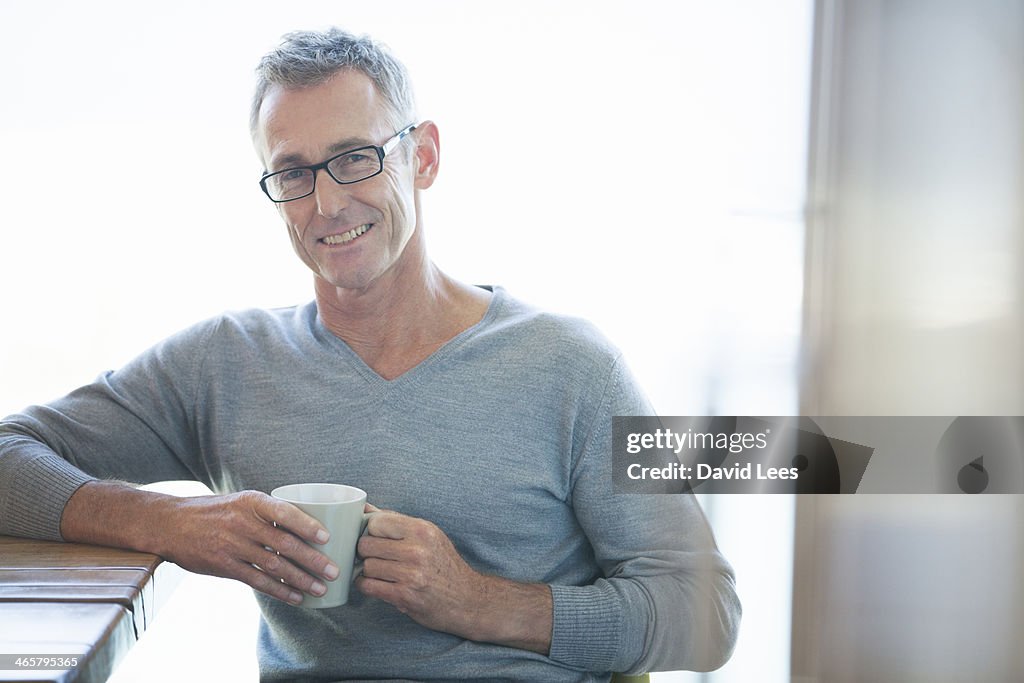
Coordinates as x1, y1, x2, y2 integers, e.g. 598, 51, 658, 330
309, 285, 503, 389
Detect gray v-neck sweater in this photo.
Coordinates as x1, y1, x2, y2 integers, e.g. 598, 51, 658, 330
0, 287, 739, 681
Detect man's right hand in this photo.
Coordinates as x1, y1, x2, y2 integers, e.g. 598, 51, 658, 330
60, 481, 339, 606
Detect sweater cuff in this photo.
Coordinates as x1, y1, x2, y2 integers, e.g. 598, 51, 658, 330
2, 450, 95, 541
549, 581, 626, 671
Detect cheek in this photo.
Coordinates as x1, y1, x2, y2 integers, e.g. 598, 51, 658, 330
277, 206, 316, 264
383, 176, 416, 230
278, 205, 307, 237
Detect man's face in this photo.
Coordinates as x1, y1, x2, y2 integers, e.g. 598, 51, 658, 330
255, 71, 424, 292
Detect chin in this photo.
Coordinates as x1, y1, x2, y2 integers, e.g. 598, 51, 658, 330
318, 268, 383, 293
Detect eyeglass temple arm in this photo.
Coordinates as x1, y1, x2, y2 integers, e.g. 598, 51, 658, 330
382, 124, 417, 155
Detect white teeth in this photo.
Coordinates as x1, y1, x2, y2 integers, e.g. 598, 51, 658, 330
322, 224, 371, 245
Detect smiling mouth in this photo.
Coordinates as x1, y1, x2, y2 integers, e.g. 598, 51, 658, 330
321, 224, 373, 245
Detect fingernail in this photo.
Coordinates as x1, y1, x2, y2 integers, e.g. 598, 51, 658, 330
288, 591, 303, 604
324, 563, 340, 580
311, 581, 327, 596
315, 529, 330, 544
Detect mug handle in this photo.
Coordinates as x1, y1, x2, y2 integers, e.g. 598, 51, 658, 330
351, 510, 378, 580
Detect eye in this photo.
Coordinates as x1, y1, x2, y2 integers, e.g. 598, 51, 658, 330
327, 149, 381, 182
337, 152, 370, 166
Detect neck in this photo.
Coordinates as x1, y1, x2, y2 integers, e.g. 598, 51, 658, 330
313, 231, 491, 379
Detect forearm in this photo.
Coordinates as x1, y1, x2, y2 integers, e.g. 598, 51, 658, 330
461, 575, 552, 655
59, 480, 176, 554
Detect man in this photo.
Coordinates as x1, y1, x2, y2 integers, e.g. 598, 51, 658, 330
0, 28, 739, 681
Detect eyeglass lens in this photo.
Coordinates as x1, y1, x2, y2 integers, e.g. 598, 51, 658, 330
265, 148, 382, 201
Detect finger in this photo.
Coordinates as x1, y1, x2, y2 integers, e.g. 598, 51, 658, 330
354, 574, 418, 617
256, 497, 331, 545
359, 555, 409, 584
248, 541, 330, 598
358, 534, 417, 563
364, 502, 381, 513
235, 559, 306, 606
355, 574, 401, 601
364, 511, 413, 540
263, 525, 340, 581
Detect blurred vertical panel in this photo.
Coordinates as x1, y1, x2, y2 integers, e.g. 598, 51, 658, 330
793, 496, 1024, 683
803, 0, 1024, 415
797, 0, 1024, 681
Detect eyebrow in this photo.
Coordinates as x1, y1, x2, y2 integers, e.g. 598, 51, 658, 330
268, 137, 376, 173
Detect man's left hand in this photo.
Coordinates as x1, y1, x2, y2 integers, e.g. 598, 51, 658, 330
354, 508, 552, 654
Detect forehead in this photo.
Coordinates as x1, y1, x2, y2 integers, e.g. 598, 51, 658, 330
256, 70, 391, 168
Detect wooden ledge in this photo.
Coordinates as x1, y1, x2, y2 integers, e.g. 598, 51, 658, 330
0, 536, 184, 683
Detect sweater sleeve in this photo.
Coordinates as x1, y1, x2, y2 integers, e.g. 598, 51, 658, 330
0, 318, 220, 540
547, 355, 741, 674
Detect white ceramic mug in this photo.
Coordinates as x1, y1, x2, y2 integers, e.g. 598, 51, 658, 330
270, 483, 373, 608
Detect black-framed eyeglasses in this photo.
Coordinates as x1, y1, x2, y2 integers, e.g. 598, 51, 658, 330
259, 123, 417, 203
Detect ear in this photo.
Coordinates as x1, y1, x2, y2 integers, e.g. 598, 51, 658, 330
412, 120, 440, 190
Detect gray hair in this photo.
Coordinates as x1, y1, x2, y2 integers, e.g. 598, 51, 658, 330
250, 28, 417, 141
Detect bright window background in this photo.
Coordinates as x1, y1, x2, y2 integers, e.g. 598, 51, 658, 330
0, 2, 811, 680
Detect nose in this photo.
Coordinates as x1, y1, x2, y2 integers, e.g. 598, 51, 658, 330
312, 168, 351, 219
